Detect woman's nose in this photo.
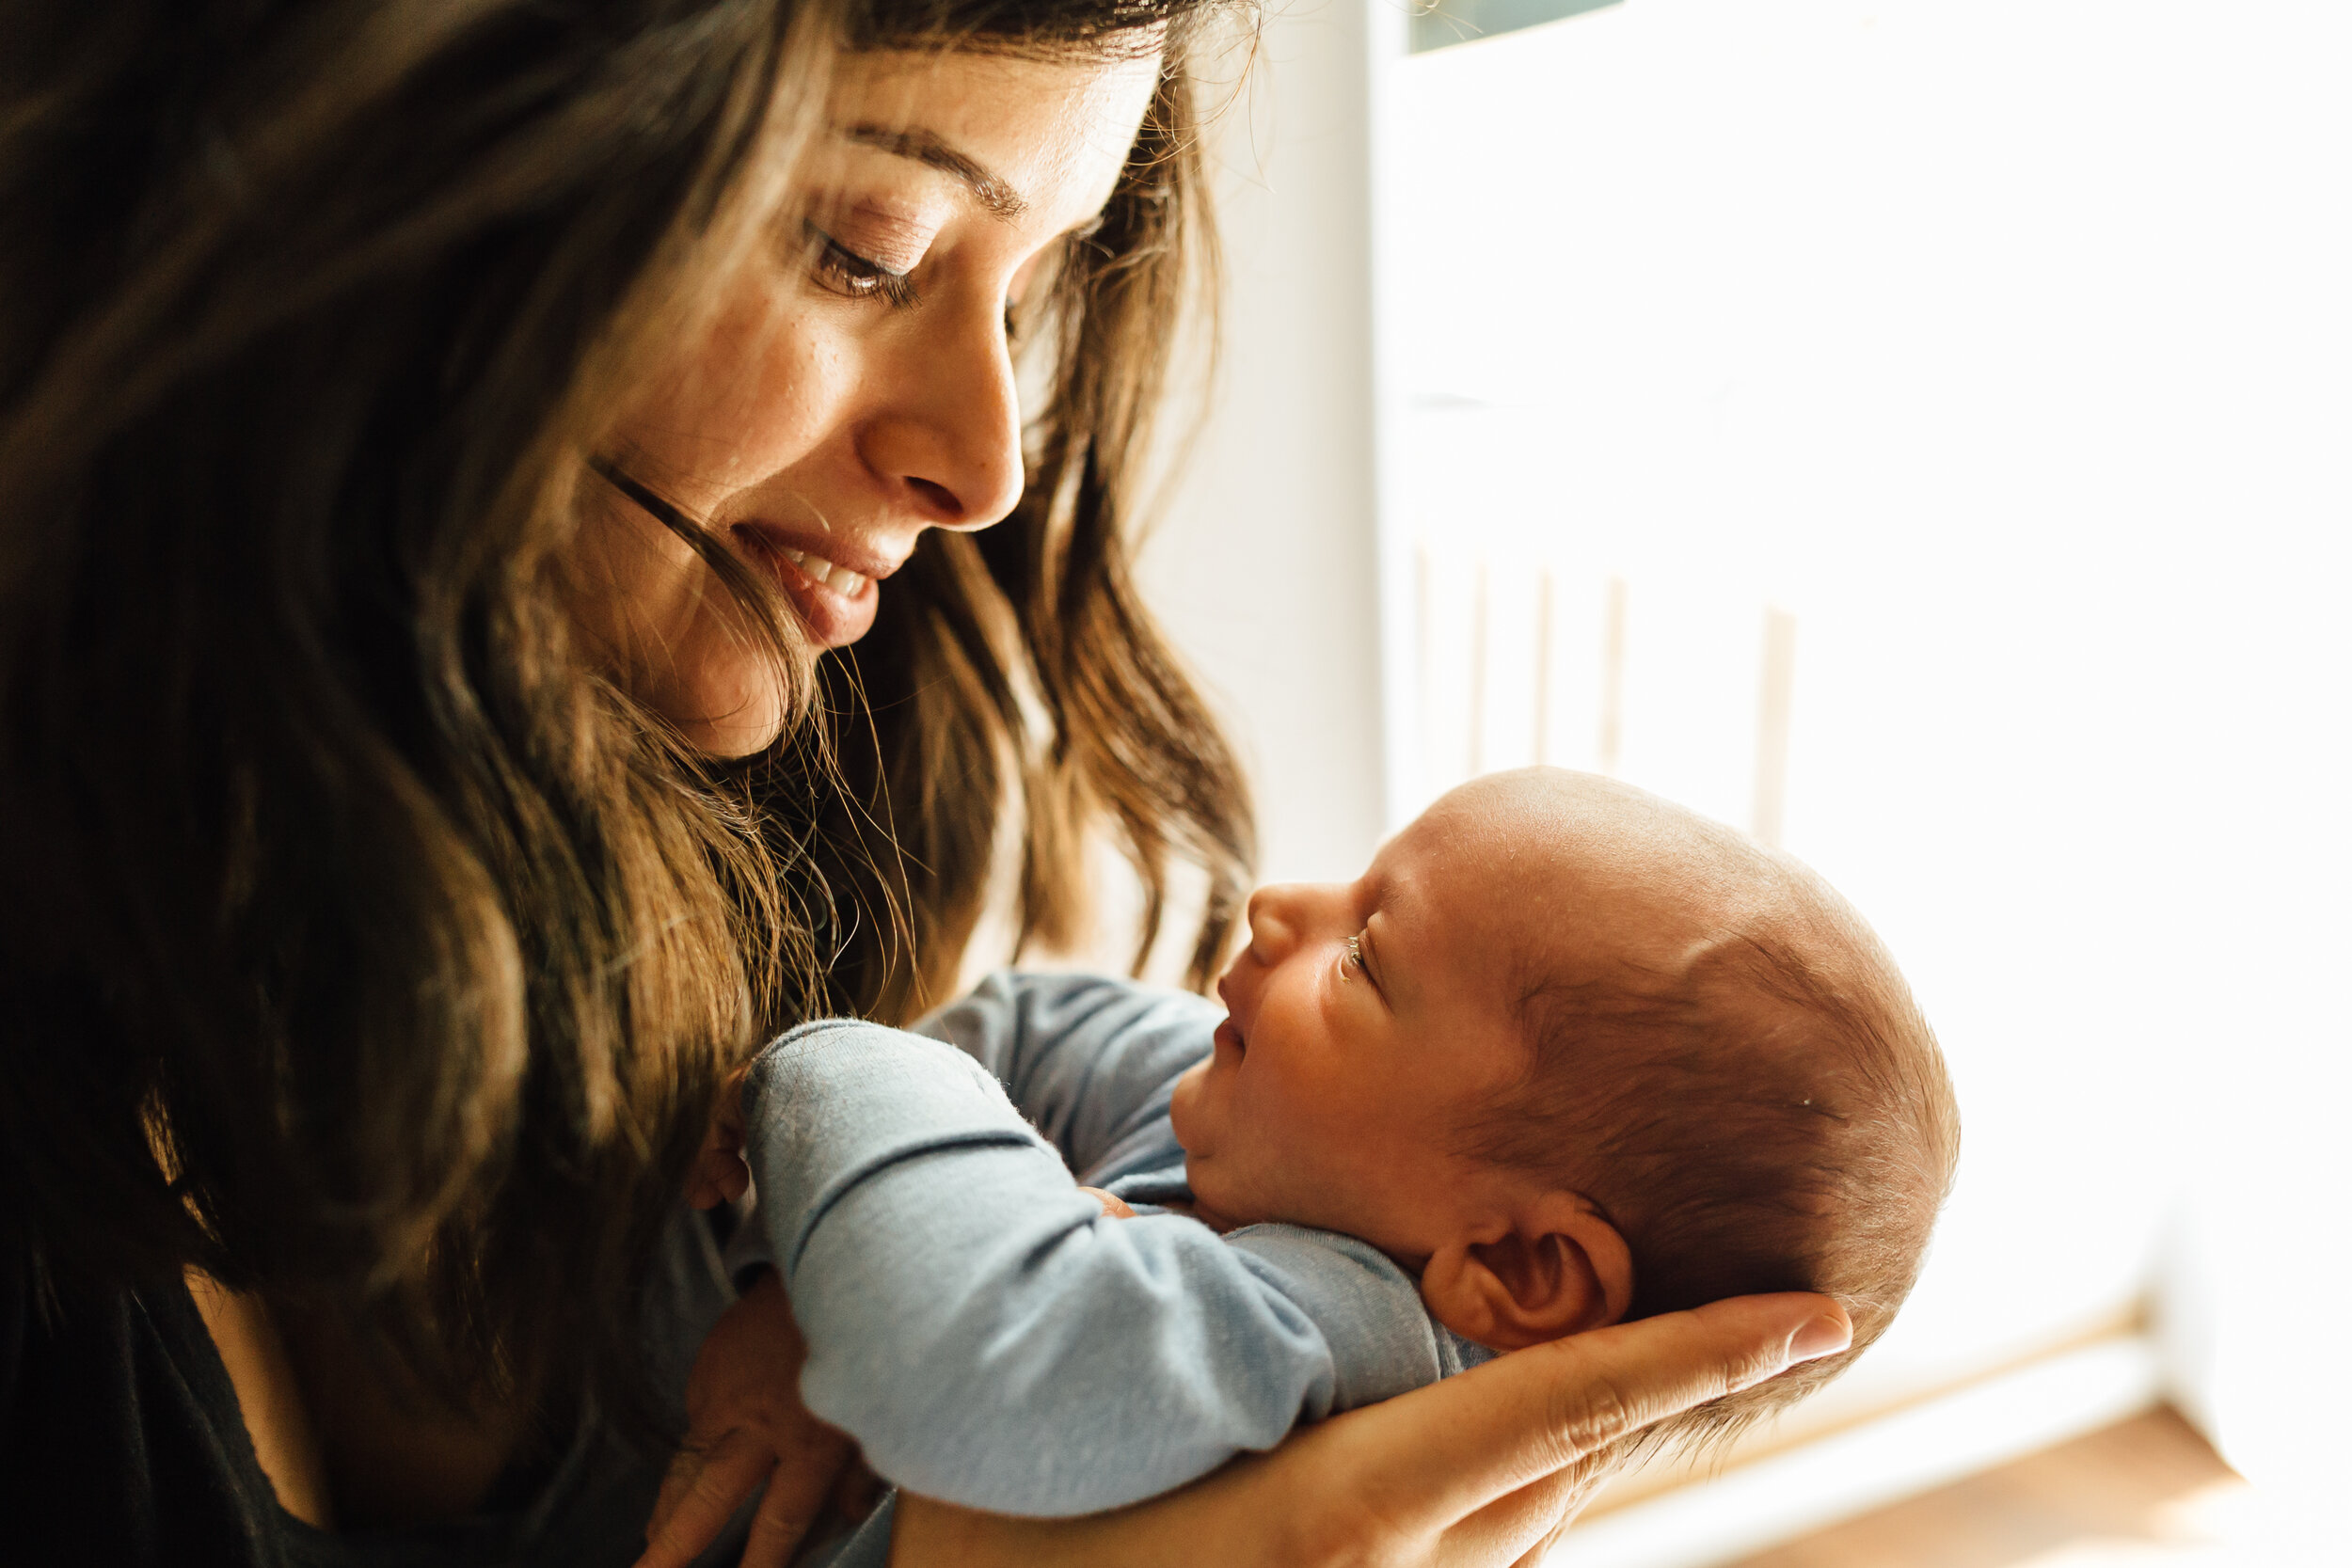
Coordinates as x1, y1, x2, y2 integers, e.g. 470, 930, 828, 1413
860, 292, 1025, 531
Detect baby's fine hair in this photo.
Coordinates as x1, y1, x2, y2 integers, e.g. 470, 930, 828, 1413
1461, 828, 1960, 1461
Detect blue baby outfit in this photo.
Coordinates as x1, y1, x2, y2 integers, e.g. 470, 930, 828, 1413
735, 972, 1494, 1564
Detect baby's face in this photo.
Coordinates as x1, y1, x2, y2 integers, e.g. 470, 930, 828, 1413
1169, 785, 1555, 1259
1169, 768, 1758, 1263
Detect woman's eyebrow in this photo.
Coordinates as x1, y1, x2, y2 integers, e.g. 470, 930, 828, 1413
842, 125, 1027, 220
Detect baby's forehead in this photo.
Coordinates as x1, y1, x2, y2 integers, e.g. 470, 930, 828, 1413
1401, 800, 1678, 932
1387, 774, 1920, 1134
1398, 797, 1812, 1002
1399, 852, 1589, 1006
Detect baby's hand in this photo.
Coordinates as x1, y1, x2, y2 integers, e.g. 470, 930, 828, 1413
1078, 1185, 1136, 1219
637, 1269, 862, 1568
686, 1063, 755, 1211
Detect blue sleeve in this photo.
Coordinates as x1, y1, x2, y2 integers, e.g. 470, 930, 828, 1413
742, 1020, 1458, 1517
910, 971, 1219, 1185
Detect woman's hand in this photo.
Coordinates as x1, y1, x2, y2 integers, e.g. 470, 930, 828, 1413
636, 1270, 868, 1568
892, 1291, 1851, 1567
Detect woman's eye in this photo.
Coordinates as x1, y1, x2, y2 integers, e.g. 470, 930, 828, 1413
805, 225, 918, 308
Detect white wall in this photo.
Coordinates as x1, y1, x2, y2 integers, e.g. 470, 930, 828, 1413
1137, 0, 1394, 888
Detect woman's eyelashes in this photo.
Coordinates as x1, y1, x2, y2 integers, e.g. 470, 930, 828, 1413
804, 223, 919, 308
803, 214, 1067, 338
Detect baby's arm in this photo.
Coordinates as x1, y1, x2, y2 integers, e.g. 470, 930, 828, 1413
907, 971, 1489, 1392
909, 970, 1216, 1182
745, 1020, 1444, 1518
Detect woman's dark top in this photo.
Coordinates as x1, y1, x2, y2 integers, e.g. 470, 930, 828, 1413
0, 1213, 739, 1568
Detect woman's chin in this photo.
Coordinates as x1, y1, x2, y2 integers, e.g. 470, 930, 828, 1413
660, 672, 794, 759
682, 712, 787, 759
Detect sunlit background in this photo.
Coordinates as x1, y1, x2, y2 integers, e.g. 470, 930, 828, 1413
1114, 0, 2351, 1562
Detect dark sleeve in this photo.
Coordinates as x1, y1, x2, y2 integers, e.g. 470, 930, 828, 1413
0, 1244, 280, 1568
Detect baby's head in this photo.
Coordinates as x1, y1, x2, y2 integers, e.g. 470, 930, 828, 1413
1169, 768, 1957, 1444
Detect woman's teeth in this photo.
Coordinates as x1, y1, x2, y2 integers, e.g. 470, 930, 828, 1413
773, 546, 868, 596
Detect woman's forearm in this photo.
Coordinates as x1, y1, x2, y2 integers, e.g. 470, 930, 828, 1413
889, 1293, 1851, 1568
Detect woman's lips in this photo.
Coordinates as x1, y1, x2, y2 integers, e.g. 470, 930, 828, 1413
731, 526, 888, 648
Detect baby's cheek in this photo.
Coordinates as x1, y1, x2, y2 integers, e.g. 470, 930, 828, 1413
1292, 1074, 1414, 1182
1168, 1061, 1211, 1148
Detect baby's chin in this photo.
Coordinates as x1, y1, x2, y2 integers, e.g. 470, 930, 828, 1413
1168, 1063, 1350, 1234
1168, 1083, 1252, 1227
1168, 1058, 1211, 1148
1173, 1164, 1265, 1235
1178, 1141, 1429, 1258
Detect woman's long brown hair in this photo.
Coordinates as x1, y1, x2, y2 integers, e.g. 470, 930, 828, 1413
0, 0, 1251, 1439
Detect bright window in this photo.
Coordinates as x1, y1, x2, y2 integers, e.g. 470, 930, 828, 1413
1385, 0, 2352, 1519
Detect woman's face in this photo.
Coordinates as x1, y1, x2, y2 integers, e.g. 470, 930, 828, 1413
579, 44, 1164, 755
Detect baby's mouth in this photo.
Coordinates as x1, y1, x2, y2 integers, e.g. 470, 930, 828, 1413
1213, 1016, 1247, 1060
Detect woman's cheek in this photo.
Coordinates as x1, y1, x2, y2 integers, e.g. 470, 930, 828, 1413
566, 490, 703, 666
726, 310, 859, 474
619, 290, 850, 502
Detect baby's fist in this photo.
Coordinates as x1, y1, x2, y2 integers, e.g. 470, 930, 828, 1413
686, 1062, 755, 1211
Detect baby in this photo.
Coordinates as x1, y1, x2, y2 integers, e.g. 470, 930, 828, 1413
662, 768, 1957, 1566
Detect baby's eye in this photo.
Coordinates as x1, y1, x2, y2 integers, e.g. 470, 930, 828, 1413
1344, 934, 1367, 973
804, 224, 918, 308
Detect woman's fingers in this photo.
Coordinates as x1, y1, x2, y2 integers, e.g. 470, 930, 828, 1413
1331, 1292, 1850, 1537
636, 1427, 776, 1568
644, 1442, 702, 1543
739, 1430, 854, 1568
1436, 1447, 1613, 1568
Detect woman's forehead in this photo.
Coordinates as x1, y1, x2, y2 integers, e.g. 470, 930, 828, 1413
818, 46, 1162, 215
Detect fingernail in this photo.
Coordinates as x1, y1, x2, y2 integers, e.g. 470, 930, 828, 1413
1787, 1313, 1851, 1363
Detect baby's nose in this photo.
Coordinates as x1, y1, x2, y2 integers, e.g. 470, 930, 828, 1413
1245, 884, 1309, 960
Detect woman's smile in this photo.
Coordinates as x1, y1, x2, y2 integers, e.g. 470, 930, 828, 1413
729, 522, 902, 648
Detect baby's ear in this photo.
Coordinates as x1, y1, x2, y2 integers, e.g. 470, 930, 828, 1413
1419, 1192, 1633, 1352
